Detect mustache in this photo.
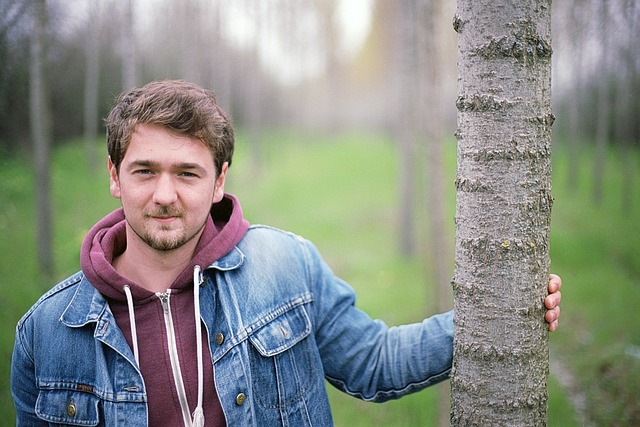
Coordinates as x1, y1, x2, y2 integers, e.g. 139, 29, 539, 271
145, 206, 184, 218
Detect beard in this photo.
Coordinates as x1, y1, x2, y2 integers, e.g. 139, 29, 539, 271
143, 228, 188, 252
130, 205, 204, 252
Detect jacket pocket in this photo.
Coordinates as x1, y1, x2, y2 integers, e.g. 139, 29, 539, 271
36, 389, 100, 426
247, 303, 317, 409
249, 302, 311, 357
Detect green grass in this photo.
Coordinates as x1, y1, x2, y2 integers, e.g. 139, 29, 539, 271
549, 144, 640, 425
1, 132, 638, 425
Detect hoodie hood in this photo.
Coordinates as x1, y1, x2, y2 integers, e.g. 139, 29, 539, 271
79, 193, 246, 427
80, 193, 250, 301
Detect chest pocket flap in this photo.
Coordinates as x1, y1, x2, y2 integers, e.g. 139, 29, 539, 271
36, 389, 99, 426
248, 304, 311, 357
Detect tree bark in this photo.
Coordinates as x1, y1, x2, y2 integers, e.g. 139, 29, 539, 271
30, 0, 54, 279
451, 1, 554, 425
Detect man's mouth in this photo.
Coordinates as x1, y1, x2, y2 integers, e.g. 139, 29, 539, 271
147, 207, 183, 221
153, 216, 177, 221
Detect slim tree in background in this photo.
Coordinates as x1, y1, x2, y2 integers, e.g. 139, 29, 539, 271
554, 1, 587, 193
450, 0, 554, 425
30, 0, 53, 279
209, 0, 232, 113
243, 0, 265, 175
121, 0, 137, 90
619, 0, 640, 212
393, 0, 418, 257
417, 0, 454, 424
83, 0, 101, 171
591, 0, 612, 205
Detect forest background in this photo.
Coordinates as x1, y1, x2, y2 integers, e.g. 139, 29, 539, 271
1, 0, 639, 425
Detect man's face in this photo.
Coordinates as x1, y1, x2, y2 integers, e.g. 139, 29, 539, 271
109, 123, 227, 252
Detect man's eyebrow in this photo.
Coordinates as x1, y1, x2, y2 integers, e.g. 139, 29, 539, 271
125, 160, 209, 175
126, 160, 157, 170
173, 163, 209, 175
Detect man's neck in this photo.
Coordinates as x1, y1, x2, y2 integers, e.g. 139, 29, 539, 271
112, 230, 199, 293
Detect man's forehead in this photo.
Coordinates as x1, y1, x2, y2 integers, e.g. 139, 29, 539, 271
124, 125, 216, 169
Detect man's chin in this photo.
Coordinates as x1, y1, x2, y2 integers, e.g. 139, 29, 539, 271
145, 240, 180, 252
143, 230, 186, 252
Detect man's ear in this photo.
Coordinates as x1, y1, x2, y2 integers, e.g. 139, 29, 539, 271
212, 162, 229, 203
108, 157, 122, 199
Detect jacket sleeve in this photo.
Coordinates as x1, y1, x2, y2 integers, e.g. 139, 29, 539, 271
12, 322, 49, 426
302, 239, 454, 402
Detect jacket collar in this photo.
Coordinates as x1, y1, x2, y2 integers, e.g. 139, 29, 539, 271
207, 246, 245, 271
60, 277, 109, 328
60, 245, 245, 326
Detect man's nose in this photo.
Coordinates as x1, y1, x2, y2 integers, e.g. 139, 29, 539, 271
153, 174, 178, 205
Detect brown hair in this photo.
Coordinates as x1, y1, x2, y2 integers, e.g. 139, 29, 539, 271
105, 80, 234, 176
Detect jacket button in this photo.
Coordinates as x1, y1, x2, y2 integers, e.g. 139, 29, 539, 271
67, 400, 77, 417
235, 392, 246, 406
215, 332, 225, 345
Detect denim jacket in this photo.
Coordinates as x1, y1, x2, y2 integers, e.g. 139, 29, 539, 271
12, 225, 454, 426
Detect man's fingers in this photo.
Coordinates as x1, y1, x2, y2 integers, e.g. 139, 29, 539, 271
548, 274, 562, 293
545, 306, 560, 322
545, 291, 562, 309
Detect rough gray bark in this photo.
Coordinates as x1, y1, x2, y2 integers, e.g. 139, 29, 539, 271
450, 1, 554, 425
30, 0, 53, 279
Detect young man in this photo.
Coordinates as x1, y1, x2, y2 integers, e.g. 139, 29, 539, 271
12, 80, 562, 426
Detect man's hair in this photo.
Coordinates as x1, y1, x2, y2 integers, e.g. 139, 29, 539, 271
105, 80, 234, 176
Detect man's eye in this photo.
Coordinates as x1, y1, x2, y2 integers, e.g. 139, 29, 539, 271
179, 172, 198, 178
134, 169, 153, 175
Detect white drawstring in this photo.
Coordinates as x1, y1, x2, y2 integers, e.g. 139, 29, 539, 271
192, 265, 205, 427
124, 274, 205, 427
123, 285, 140, 367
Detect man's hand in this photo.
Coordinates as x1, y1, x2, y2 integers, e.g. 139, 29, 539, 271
545, 274, 562, 332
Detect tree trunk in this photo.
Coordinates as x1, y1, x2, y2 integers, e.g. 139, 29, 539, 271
617, 0, 638, 213
451, 1, 554, 425
417, 0, 453, 424
393, 0, 418, 256
121, 0, 137, 90
591, 0, 611, 205
83, 0, 101, 171
209, 1, 232, 113
30, 0, 54, 279
244, 0, 263, 175
557, 1, 586, 193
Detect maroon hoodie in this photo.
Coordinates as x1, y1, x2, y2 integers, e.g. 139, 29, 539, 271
81, 194, 249, 426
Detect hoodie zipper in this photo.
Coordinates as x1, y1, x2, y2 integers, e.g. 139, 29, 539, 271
157, 291, 193, 427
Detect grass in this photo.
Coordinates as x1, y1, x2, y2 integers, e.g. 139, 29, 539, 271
549, 143, 640, 425
1, 132, 638, 425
